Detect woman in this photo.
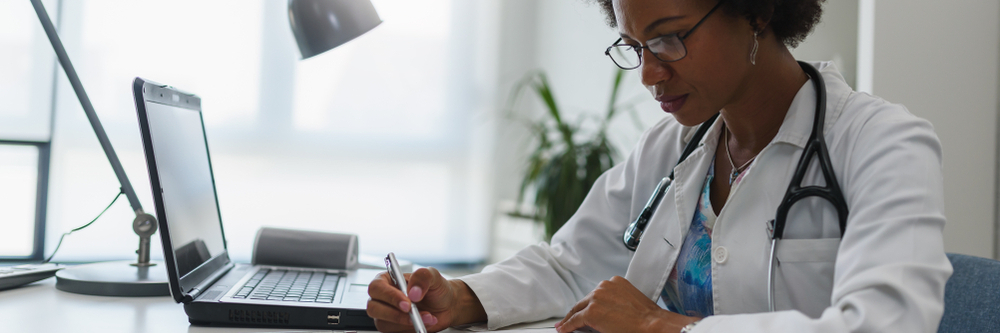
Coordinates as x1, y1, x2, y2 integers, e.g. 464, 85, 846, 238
367, 0, 952, 332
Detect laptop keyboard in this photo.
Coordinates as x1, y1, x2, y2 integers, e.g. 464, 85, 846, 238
233, 268, 341, 303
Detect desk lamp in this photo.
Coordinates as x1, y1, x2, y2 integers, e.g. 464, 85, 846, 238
31, 0, 380, 296
288, 0, 382, 59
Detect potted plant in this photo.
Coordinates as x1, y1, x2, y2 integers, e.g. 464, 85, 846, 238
507, 69, 642, 241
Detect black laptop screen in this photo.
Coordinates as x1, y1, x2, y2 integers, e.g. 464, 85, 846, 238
145, 101, 226, 278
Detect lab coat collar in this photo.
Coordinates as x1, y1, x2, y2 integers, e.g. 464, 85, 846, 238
679, 61, 849, 150
770, 61, 850, 148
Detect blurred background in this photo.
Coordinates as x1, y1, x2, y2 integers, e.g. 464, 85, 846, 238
0, 0, 997, 273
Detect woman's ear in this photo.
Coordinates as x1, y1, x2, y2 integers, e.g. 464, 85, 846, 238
750, 17, 771, 37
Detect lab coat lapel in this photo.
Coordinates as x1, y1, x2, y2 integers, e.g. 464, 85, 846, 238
624, 118, 722, 301
771, 61, 848, 148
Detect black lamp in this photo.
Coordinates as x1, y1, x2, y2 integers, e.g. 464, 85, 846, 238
31, 0, 380, 296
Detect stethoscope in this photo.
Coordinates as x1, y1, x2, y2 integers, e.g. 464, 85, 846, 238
622, 62, 849, 312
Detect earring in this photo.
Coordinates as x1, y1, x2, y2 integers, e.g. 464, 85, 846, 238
750, 30, 759, 65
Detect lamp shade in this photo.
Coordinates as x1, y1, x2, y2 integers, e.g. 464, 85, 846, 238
288, 0, 382, 59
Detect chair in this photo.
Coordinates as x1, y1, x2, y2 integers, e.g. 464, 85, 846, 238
937, 253, 1000, 333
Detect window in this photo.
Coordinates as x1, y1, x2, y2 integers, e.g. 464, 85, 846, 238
42, 0, 492, 264
0, 0, 58, 259
0, 144, 46, 258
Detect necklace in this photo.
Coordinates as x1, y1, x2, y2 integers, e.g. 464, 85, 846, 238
725, 128, 757, 184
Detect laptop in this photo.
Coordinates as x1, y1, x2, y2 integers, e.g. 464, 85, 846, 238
131, 77, 377, 329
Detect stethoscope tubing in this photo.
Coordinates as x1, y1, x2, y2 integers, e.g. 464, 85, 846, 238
766, 62, 848, 312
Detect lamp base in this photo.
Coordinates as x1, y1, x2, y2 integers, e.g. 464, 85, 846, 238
55, 260, 169, 297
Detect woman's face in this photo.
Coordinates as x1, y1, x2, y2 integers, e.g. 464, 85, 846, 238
613, 0, 755, 126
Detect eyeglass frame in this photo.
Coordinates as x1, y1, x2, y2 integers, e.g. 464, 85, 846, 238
604, 0, 725, 70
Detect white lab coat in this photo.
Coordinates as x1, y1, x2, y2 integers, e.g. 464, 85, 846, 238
462, 62, 952, 332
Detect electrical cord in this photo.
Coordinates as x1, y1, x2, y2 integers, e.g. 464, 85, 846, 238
43, 189, 124, 263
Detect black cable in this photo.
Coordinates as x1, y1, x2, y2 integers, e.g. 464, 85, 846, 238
43, 189, 124, 263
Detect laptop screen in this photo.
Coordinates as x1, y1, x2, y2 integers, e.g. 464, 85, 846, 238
144, 100, 226, 278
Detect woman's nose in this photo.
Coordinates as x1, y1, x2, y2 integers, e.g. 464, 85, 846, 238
639, 48, 672, 87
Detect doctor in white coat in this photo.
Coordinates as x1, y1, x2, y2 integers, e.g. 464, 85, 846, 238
366, 0, 953, 332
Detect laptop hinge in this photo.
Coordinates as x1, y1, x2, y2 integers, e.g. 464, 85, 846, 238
183, 262, 234, 303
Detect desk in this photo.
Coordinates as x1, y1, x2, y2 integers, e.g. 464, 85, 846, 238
0, 277, 558, 333
0, 278, 324, 333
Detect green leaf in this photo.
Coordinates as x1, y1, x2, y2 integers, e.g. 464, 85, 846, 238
604, 69, 626, 122
532, 73, 563, 125
508, 69, 636, 240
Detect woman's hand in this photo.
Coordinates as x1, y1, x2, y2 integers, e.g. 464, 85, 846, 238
555, 276, 700, 333
367, 267, 487, 333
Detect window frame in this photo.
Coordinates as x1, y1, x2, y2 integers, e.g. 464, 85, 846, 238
0, 140, 51, 261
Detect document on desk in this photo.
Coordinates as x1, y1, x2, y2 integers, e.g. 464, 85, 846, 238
446, 318, 598, 332
448, 327, 555, 333
448, 318, 556, 332
447, 327, 594, 333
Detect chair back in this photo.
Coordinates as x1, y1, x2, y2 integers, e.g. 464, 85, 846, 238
937, 253, 1000, 333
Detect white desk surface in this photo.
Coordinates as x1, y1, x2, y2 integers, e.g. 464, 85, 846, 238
0, 277, 558, 333
0, 278, 335, 333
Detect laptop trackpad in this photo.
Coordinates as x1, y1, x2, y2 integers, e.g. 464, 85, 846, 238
340, 283, 370, 306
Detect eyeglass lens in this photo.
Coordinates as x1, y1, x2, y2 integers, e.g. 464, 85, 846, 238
606, 0, 723, 70
607, 35, 688, 70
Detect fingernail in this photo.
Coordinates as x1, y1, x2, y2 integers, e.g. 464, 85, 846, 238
409, 286, 423, 302
399, 301, 410, 312
422, 313, 437, 326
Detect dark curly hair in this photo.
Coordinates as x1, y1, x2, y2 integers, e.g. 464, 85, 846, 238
591, 0, 824, 48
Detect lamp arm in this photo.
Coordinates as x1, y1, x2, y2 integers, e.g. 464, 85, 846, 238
30, 0, 145, 215
32, 0, 158, 265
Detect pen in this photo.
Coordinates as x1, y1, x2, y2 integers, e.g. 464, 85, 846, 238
385, 252, 428, 333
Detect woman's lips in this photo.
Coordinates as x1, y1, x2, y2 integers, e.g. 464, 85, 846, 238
657, 94, 688, 113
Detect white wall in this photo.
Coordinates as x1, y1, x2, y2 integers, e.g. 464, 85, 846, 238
791, 0, 859, 89
490, 0, 665, 208
487, 0, 666, 262
866, 0, 1000, 259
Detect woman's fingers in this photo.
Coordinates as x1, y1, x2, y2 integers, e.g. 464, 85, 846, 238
556, 304, 590, 333
556, 290, 592, 330
557, 276, 693, 333
367, 297, 412, 325
373, 312, 438, 333
369, 298, 442, 332
406, 267, 443, 303
368, 272, 415, 315
370, 269, 450, 332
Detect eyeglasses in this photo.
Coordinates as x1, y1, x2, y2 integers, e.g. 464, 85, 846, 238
605, 0, 725, 70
